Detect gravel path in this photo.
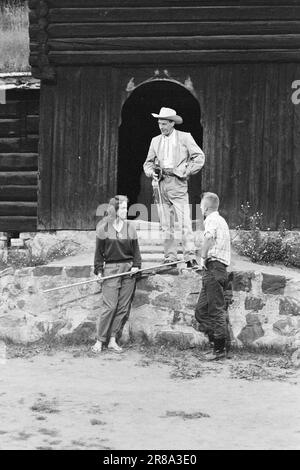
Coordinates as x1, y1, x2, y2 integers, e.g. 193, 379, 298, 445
0, 346, 299, 450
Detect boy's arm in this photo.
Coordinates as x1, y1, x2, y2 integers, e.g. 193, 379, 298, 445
200, 234, 214, 269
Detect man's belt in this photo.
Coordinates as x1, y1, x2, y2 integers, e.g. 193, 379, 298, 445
161, 168, 175, 176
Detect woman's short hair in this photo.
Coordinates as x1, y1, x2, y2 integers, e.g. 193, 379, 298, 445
96, 195, 128, 237
106, 195, 128, 221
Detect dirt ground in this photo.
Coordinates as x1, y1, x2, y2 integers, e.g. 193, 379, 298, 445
0, 344, 299, 450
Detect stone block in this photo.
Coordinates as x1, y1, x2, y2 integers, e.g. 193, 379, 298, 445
0, 312, 45, 343
19, 233, 33, 241
15, 267, 33, 278
237, 324, 264, 345
262, 273, 286, 295
17, 300, 25, 309
273, 317, 298, 336
185, 292, 199, 309
291, 349, 300, 368
245, 296, 265, 311
0, 237, 7, 249
62, 321, 96, 344
152, 293, 178, 309
284, 279, 300, 302
232, 271, 253, 292
132, 291, 151, 308
33, 266, 63, 277
155, 326, 207, 349
65, 266, 92, 278
254, 334, 294, 350
279, 296, 300, 316
237, 311, 265, 344
10, 238, 24, 248
137, 276, 160, 292
120, 322, 130, 345
245, 312, 262, 325
129, 305, 173, 343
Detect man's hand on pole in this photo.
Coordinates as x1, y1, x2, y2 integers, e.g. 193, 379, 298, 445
151, 170, 159, 181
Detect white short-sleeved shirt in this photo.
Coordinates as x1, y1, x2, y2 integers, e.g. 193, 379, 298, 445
204, 211, 231, 266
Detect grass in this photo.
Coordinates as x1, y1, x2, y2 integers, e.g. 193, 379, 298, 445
0, 1, 30, 73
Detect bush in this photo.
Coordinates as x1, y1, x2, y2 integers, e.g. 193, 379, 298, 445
234, 203, 300, 268
0, 239, 79, 270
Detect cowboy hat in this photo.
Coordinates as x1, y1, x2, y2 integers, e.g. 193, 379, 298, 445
151, 107, 183, 125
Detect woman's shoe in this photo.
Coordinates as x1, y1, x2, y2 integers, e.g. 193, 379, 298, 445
107, 338, 123, 353
91, 340, 103, 353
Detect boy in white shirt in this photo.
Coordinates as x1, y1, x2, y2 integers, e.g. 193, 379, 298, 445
195, 192, 231, 360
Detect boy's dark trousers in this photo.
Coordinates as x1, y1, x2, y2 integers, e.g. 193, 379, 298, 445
195, 260, 228, 353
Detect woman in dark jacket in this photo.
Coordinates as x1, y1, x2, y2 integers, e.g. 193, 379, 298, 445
92, 195, 142, 353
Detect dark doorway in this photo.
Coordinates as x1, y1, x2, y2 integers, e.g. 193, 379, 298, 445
117, 80, 203, 220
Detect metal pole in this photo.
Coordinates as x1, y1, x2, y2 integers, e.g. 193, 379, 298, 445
152, 178, 163, 224
42, 260, 186, 293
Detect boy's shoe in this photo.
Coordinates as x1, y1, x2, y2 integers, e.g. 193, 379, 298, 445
226, 351, 233, 359
206, 350, 226, 361
203, 342, 215, 356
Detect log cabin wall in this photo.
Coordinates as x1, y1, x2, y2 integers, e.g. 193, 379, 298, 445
28, 0, 300, 230
0, 87, 39, 233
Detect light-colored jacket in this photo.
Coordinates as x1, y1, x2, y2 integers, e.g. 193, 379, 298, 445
143, 130, 205, 179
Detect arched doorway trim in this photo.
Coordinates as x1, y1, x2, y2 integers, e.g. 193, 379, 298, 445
125, 74, 197, 100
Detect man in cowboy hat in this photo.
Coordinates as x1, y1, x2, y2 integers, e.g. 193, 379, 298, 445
143, 107, 205, 268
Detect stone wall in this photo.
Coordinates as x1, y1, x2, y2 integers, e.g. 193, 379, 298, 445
0, 265, 300, 351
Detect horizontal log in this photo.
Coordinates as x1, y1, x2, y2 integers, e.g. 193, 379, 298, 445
29, 10, 38, 24
0, 136, 39, 153
0, 153, 38, 171
29, 66, 56, 81
0, 216, 37, 232
38, 18, 49, 29
27, 116, 39, 134
0, 186, 37, 202
0, 119, 19, 138
0, 102, 19, 118
28, 0, 39, 8
48, 49, 300, 65
49, 35, 300, 51
0, 202, 37, 217
47, 21, 300, 38
0, 101, 39, 118
0, 172, 37, 186
46, 0, 300, 8
29, 25, 48, 42
28, 0, 48, 14
0, 116, 38, 137
29, 55, 38, 67
48, 7, 300, 23
6, 90, 40, 103
37, 2, 49, 17
30, 42, 50, 54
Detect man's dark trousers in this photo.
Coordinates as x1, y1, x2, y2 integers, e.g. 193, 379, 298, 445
195, 260, 228, 351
